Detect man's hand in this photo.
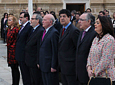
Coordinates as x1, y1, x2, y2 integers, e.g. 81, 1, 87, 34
51, 68, 56, 72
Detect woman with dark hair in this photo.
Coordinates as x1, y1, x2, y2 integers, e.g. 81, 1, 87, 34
44, 11, 49, 15
1, 13, 8, 43
7, 15, 20, 85
87, 16, 115, 85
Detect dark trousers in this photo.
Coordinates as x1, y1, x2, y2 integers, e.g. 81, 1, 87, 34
41, 71, 59, 85
78, 82, 87, 85
29, 67, 43, 85
76, 76, 87, 85
18, 61, 31, 85
11, 66, 20, 85
3, 30, 7, 43
113, 81, 115, 85
61, 74, 78, 85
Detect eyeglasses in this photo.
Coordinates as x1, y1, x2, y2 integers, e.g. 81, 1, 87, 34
79, 18, 87, 21
31, 18, 37, 20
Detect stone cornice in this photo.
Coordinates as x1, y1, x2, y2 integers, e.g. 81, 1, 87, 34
0, 2, 63, 4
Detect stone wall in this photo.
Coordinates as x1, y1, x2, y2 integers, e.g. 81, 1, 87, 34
0, 0, 115, 28
90, 0, 115, 18
0, 0, 63, 28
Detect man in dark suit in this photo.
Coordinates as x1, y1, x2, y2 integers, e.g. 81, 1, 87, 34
58, 9, 80, 85
70, 10, 76, 23
37, 14, 59, 85
25, 13, 44, 85
76, 13, 97, 85
15, 12, 32, 85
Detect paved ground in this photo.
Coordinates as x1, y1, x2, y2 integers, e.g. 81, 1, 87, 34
0, 39, 62, 85
0, 39, 23, 85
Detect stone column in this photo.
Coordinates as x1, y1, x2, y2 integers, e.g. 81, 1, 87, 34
28, 0, 33, 18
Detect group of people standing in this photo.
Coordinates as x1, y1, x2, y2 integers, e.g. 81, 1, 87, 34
1, 13, 8, 43
2, 7, 115, 85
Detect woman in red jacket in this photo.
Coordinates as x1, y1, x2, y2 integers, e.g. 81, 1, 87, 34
7, 15, 20, 85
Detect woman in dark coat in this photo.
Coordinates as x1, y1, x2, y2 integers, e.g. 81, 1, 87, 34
7, 15, 20, 85
1, 13, 8, 43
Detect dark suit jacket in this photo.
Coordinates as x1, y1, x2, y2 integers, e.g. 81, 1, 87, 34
58, 23, 80, 75
76, 26, 97, 83
1, 18, 7, 38
54, 20, 62, 33
25, 25, 44, 68
70, 16, 76, 23
38, 26, 59, 72
15, 22, 32, 61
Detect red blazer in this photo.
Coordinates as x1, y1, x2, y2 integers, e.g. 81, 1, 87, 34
7, 27, 19, 65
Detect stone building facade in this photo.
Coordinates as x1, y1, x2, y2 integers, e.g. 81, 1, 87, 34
0, 0, 115, 23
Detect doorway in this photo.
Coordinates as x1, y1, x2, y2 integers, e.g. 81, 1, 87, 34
66, 3, 85, 14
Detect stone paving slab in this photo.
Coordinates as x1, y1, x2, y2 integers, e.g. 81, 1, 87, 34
0, 39, 23, 85
0, 39, 61, 85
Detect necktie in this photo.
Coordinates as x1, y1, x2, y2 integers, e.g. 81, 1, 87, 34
42, 30, 46, 41
33, 29, 35, 32
30, 28, 34, 36
61, 28, 65, 36
81, 31, 86, 41
19, 26, 24, 34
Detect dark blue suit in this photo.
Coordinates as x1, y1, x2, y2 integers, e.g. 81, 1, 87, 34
76, 26, 97, 84
58, 23, 80, 85
15, 22, 32, 85
25, 25, 44, 85
38, 26, 59, 85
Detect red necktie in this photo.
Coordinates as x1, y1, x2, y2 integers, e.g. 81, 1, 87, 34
42, 30, 46, 41
61, 28, 65, 36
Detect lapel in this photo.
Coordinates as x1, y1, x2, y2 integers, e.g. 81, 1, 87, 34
77, 26, 94, 48
40, 26, 53, 46
77, 31, 83, 48
17, 22, 30, 40
59, 24, 71, 43
26, 26, 39, 43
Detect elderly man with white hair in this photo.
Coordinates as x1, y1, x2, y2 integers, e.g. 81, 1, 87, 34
37, 14, 59, 85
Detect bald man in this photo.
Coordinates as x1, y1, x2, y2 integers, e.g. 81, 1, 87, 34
37, 14, 59, 85
37, 7, 42, 12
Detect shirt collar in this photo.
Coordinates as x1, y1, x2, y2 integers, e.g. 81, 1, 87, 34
45, 25, 53, 33
85, 26, 91, 32
33, 24, 40, 30
63, 22, 71, 30
23, 21, 29, 27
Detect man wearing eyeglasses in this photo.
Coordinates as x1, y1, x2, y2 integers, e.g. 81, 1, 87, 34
25, 13, 44, 85
75, 13, 97, 85
15, 12, 32, 85
58, 9, 80, 85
